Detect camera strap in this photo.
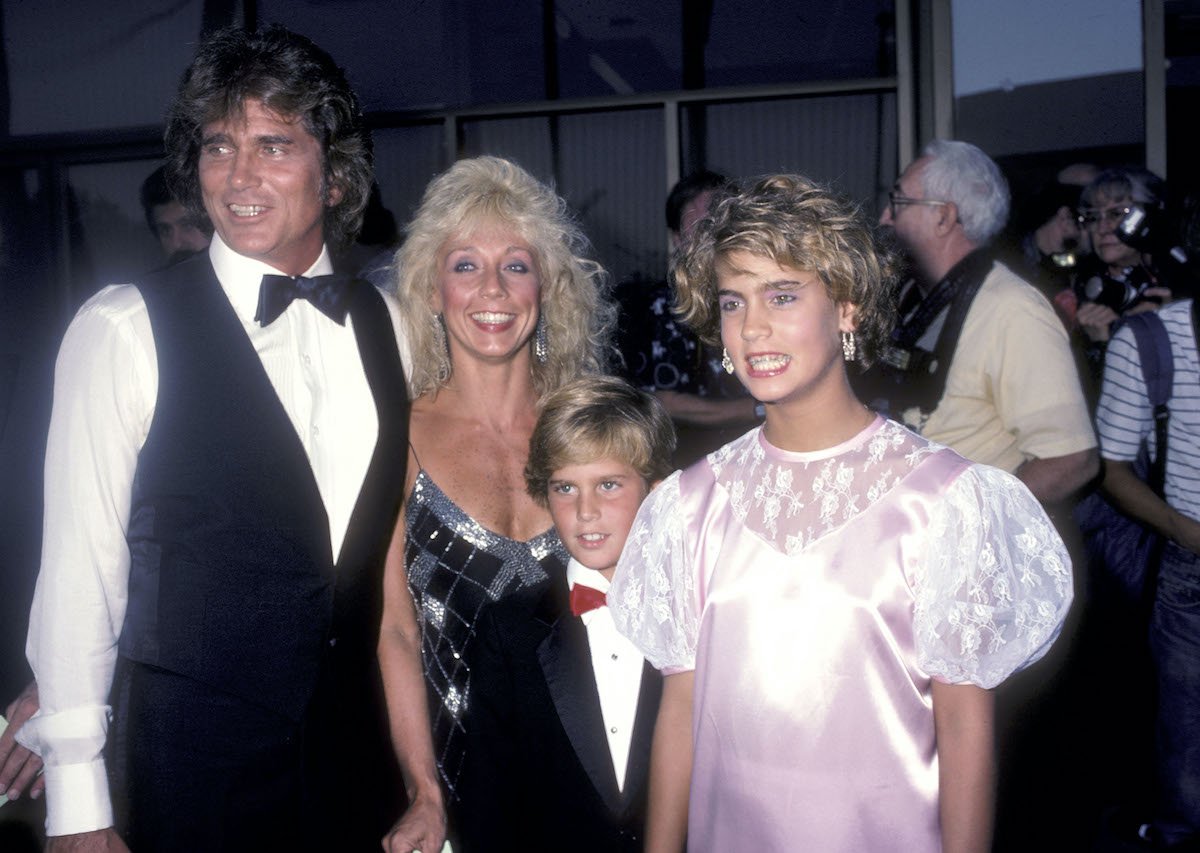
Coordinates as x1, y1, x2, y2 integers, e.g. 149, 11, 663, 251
1192, 297, 1200, 372
877, 250, 994, 419
1115, 306, 1176, 616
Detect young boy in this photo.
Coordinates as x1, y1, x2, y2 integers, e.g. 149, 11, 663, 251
455, 376, 676, 853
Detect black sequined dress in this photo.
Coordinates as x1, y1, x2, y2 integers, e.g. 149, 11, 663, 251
404, 469, 567, 800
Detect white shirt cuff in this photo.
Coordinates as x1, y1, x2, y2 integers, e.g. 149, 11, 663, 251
42, 760, 114, 837
16, 705, 114, 836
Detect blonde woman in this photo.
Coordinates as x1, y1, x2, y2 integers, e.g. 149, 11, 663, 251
377, 157, 614, 832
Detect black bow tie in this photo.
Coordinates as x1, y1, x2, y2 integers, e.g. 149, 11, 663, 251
255, 273, 351, 327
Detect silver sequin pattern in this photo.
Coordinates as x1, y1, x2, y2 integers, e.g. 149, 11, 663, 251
405, 471, 566, 798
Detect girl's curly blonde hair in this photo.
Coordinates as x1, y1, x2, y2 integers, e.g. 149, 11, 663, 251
672, 173, 900, 368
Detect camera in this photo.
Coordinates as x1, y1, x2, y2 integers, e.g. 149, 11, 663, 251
1082, 269, 1157, 314
1115, 203, 1190, 267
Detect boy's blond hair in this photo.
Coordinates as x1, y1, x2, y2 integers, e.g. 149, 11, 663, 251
525, 376, 676, 505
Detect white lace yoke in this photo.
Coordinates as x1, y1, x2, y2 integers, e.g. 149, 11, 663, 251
610, 417, 1073, 688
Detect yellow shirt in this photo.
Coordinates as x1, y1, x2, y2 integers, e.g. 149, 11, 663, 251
903, 261, 1096, 472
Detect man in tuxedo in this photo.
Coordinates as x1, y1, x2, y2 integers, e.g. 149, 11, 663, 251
17, 26, 443, 853
456, 377, 673, 852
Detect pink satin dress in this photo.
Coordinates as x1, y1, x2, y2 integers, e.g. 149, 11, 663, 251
610, 417, 1071, 852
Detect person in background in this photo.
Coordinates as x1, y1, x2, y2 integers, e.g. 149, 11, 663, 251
610, 173, 1071, 853
614, 171, 759, 466
873, 139, 1098, 507
17, 26, 443, 853
614, 171, 725, 397
138, 164, 211, 264
1008, 177, 1088, 305
457, 376, 673, 852
1095, 290, 1200, 849
1073, 167, 1176, 360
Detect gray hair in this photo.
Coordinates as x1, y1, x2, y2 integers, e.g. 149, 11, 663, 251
1080, 166, 1166, 210
918, 140, 1010, 245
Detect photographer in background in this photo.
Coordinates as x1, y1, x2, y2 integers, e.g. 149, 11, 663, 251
1075, 170, 1173, 339
1005, 164, 1097, 307
1063, 167, 1200, 411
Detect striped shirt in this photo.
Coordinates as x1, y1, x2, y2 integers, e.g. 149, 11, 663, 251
1096, 298, 1200, 522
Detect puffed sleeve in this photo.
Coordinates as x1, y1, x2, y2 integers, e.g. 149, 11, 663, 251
609, 470, 699, 673
914, 464, 1072, 689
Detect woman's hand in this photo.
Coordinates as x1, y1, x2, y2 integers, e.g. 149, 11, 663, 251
1076, 301, 1120, 343
382, 789, 446, 853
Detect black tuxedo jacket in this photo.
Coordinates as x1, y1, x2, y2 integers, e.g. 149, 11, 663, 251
456, 578, 662, 853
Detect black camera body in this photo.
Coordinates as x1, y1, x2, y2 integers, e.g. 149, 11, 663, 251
1082, 268, 1156, 314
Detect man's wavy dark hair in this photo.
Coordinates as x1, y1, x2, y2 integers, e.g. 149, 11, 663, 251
163, 25, 373, 248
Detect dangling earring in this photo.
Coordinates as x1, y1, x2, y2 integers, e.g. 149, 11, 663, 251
721, 347, 734, 374
433, 313, 452, 381
841, 331, 857, 363
534, 313, 548, 364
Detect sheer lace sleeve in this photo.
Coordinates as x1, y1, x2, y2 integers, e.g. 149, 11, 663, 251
915, 464, 1072, 689
610, 470, 699, 673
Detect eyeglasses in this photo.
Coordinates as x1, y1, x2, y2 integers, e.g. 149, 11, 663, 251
1078, 206, 1132, 228
888, 190, 949, 218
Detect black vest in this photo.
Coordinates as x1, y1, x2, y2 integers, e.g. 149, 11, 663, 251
119, 254, 409, 722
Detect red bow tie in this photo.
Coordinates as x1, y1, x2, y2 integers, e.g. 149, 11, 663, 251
569, 584, 608, 617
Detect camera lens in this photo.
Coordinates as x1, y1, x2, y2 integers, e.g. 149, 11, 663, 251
1083, 275, 1137, 313
1118, 206, 1148, 243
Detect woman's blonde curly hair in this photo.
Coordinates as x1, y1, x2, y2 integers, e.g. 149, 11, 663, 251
672, 173, 900, 368
391, 156, 614, 397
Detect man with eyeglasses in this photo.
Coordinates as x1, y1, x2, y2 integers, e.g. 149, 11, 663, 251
871, 139, 1099, 850
874, 139, 1098, 507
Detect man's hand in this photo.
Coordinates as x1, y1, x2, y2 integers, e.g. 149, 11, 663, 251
45, 829, 130, 852
381, 792, 446, 853
0, 680, 43, 801
1016, 447, 1100, 506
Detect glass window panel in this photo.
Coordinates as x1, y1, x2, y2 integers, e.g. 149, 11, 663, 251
951, 0, 1144, 158
553, 2, 683, 98
462, 109, 665, 285
1165, 0, 1200, 189
371, 124, 449, 237
461, 116, 557, 182
704, 1, 895, 87
257, 0, 892, 110
685, 93, 897, 217
2, 166, 61, 691
555, 109, 667, 285
65, 160, 166, 302
259, 0, 546, 111
2, 1, 211, 135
